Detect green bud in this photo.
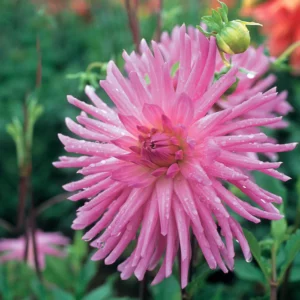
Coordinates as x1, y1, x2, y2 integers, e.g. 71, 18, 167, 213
216, 21, 250, 55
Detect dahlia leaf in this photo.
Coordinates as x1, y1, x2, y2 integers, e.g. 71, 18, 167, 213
76, 258, 97, 298
150, 275, 181, 300
271, 205, 287, 244
83, 275, 117, 300
278, 230, 300, 283
234, 259, 264, 282
51, 288, 74, 300
243, 229, 269, 280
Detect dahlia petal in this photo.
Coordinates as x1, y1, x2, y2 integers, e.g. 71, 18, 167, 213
165, 215, 177, 277
227, 142, 297, 153
166, 163, 180, 178
63, 173, 108, 192
58, 134, 125, 157
67, 95, 117, 125
215, 133, 268, 147
224, 90, 278, 122
136, 193, 159, 261
82, 189, 130, 241
80, 182, 125, 211
213, 117, 283, 136
77, 115, 127, 138
110, 186, 153, 236
197, 204, 225, 248
217, 150, 282, 170
155, 177, 173, 235
213, 180, 260, 223
128, 71, 152, 105
180, 161, 212, 185
260, 168, 291, 182
173, 93, 194, 126
118, 114, 142, 136
190, 109, 232, 139
194, 37, 217, 98
142, 103, 165, 127
85, 85, 120, 125
176, 31, 192, 93
195, 66, 238, 117
229, 219, 252, 262
105, 213, 142, 265
111, 136, 138, 151
174, 177, 203, 230
80, 158, 126, 175
173, 199, 190, 261
65, 117, 109, 141
68, 177, 113, 201
208, 162, 248, 181
53, 156, 102, 168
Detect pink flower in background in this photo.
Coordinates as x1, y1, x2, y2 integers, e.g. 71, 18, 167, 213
152, 26, 292, 126
55, 25, 296, 287
0, 230, 69, 269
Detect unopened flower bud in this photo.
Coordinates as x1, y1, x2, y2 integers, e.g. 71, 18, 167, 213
216, 21, 250, 54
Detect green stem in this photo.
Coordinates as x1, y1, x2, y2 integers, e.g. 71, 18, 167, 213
274, 41, 300, 65
86, 62, 104, 73
270, 244, 278, 300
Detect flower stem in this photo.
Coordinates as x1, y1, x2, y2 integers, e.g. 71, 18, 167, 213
86, 62, 104, 73
274, 41, 300, 65
155, 0, 163, 41
36, 193, 70, 216
270, 244, 278, 300
125, 0, 141, 52
139, 272, 148, 300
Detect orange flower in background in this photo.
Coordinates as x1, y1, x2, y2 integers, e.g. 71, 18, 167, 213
243, 0, 300, 72
32, 0, 91, 18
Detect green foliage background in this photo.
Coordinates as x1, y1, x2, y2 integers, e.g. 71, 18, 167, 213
0, 0, 300, 299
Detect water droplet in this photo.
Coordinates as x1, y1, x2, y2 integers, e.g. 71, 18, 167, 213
98, 241, 105, 249
246, 256, 252, 263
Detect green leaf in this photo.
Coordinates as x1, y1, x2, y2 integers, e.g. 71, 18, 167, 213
75, 259, 97, 298
271, 204, 287, 244
243, 229, 270, 280
186, 265, 212, 296
217, 1, 228, 23
44, 256, 74, 290
150, 275, 181, 300
83, 284, 113, 300
234, 259, 264, 282
31, 279, 47, 300
211, 10, 223, 28
290, 266, 300, 282
52, 288, 74, 300
278, 230, 300, 283
201, 16, 221, 32
69, 230, 88, 273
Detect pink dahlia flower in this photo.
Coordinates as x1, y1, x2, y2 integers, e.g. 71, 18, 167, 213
54, 25, 296, 287
0, 230, 69, 269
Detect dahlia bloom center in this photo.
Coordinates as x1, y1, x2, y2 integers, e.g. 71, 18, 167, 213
139, 127, 184, 167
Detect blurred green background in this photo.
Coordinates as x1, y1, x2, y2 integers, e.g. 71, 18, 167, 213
0, 0, 300, 299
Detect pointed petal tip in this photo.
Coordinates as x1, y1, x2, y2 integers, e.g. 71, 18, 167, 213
85, 85, 95, 94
